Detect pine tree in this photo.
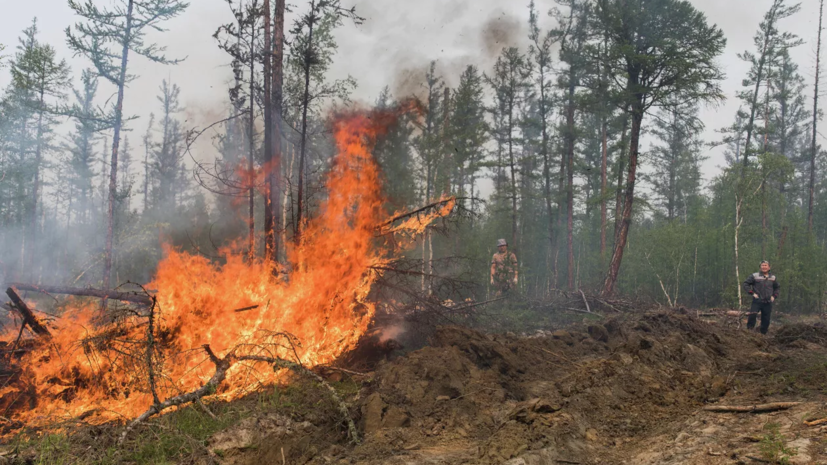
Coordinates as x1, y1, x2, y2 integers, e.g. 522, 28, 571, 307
647, 99, 704, 221
288, 0, 360, 244
594, 0, 726, 296
8, 18, 71, 270
736, 0, 802, 169
65, 69, 102, 225
150, 79, 183, 213
447, 66, 488, 208
485, 48, 532, 252
373, 87, 416, 210
66, 0, 189, 291
528, 1, 559, 263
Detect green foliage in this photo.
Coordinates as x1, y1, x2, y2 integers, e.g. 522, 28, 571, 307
760, 422, 798, 464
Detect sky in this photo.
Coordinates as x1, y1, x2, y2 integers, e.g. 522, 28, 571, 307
0, 0, 825, 190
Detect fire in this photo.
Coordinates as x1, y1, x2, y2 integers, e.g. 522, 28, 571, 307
1, 108, 454, 428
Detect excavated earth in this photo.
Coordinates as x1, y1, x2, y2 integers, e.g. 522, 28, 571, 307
200, 310, 827, 465
10, 309, 827, 464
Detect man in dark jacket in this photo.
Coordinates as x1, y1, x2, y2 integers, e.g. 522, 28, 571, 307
743, 260, 780, 334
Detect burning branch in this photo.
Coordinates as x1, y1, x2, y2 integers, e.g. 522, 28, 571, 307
5, 287, 51, 338
235, 355, 359, 444
7, 283, 152, 306
119, 346, 360, 445
120, 344, 231, 444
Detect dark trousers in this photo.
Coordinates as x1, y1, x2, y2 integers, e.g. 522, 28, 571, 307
747, 299, 773, 334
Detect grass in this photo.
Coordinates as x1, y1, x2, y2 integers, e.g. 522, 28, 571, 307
5, 377, 360, 465
759, 422, 798, 465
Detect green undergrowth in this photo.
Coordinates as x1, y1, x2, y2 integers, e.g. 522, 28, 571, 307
4, 377, 360, 465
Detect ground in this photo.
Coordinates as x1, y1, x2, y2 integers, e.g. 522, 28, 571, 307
6, 309, 827, 464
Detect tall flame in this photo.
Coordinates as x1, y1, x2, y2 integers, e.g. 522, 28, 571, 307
1, 108, 454, 428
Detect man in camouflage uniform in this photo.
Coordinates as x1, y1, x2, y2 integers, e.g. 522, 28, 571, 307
490, 239, 518, 295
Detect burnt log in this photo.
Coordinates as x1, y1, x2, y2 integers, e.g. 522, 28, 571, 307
7, 283, 152, 306
5, 288, 51, 338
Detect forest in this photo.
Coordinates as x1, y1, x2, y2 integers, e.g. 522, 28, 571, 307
0, 0, 826, 319
4, 1, 827, 464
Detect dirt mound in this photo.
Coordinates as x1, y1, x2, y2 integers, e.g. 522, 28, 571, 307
775, 322, 827, 346
344, 311, 759, 464
15, 310, 827, 464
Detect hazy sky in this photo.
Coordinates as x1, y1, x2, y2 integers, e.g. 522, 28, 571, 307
1, 0, 825, 186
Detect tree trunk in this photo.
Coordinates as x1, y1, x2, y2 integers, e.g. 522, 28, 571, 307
602, 103, 642, 297
262, 0, 273, 259
600, 115, 608, 257
539, 68, 554, 273
810, 0, 824, 233
103, 0, 134, 296
29, 85, 46, 271
614, 111, 629, 240
295, 3, 315, 245
268, 0, 285, 266
742, 23, 772, 170
508, 102, 518, 253
565, 78, 575, 290
248, 18, 257, 261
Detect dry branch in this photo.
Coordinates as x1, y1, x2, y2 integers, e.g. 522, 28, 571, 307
5, 287, 51, 338
376, 197, 456, 230
119, 344, 230, 444
236, 355, 359, 444
578, 289, 591, 313
119, 347, 360, 445
8, 283, 152, 305
804, 417, 827, 426
703, 402, 800, 413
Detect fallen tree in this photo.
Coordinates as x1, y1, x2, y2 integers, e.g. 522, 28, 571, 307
5, 287, 52, 338
6, 283, 152, 306
703, 402, 800, 413
119, 344, 359, 445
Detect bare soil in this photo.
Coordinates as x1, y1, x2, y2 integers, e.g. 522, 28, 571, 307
11, 310, 827, 464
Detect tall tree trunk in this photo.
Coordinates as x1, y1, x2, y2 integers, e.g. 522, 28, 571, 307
248, 20, 257, 261
268, 0, 285, 265
742, 26, 772, 170
565, 78, 575, 290
600, 116, 608, 256
262, 0, 273, 259
539, 68, 554, 273
508, 102, 518, 252
810, 0, 824, 233
614, 110, 629, 241
602, 100, 643, 297
295, 2, 316, 245
103, 0, 134, 294
29, 85, 46, 271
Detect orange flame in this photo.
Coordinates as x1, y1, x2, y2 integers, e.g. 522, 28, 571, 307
1, 108, 454, 428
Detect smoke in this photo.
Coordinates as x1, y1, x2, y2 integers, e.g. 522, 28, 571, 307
480, 10, 524, 57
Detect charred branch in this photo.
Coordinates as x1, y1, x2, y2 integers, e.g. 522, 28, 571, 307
7, 283, 152, 306
5, 288, 51, 338
120, 344, 231, 444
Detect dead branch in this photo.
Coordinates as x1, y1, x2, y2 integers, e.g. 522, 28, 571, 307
563, 307, 603, 318
119, 344, 230, 444
8, 283, 152, 306
119, 347, 360, 445
6, 287, 51, 338
578, 289, 591, 313
703, 402, 800, 413
236, 355, 359, 444
376, 197, 456, 230
233, 305, 259, 313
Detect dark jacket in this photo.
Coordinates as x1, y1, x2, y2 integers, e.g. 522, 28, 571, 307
744, 272, 780, 302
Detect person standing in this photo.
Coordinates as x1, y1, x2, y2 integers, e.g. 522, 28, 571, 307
743, 260, 780, 335
490, 239, 518, 295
